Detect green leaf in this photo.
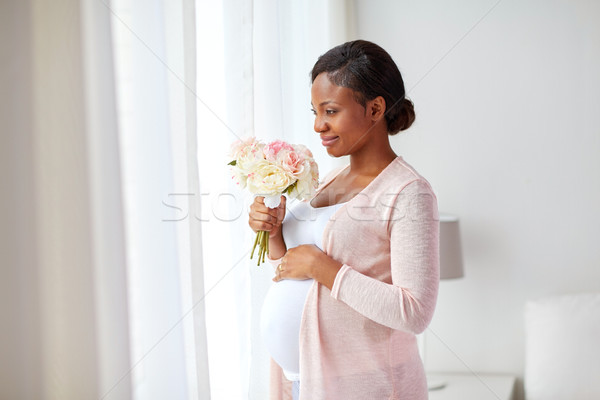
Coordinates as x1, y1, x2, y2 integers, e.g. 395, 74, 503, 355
227, 160, 237, 166
285, 182, 297, 194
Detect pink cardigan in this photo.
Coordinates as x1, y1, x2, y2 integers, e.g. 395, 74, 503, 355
269, 156, 439, 400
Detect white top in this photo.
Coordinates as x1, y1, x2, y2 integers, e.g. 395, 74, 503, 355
260, 199, 346, 381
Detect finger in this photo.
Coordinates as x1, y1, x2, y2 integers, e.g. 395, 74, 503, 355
266, 208, 280, 220
276, 198, 286, 211
249, 210, 275, 228
252, 196, 284, 215
249, 219, 275, 232
278, 197, 286, 211
249, 210, 275, 227
251, 211, 275, 223
273, 203, 286, 224
250, 201, 270, 214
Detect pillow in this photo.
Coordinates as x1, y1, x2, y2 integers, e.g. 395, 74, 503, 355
524, 293, 600, 400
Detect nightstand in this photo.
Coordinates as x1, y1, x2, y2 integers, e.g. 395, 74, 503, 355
427, 373, 516, 400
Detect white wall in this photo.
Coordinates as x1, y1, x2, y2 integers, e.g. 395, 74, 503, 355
353, 0, 600, 398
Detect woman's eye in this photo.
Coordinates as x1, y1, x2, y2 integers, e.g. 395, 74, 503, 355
310, 108, 336, 116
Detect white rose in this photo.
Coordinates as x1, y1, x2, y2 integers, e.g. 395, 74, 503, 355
236, 142, 264, 174
230, 166, 248, 189
246, 160, 295, 197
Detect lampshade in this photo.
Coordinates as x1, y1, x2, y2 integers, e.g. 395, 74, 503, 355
439, 214, 464, 280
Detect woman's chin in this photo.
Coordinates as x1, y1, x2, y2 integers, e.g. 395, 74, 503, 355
325, 145, 343, 158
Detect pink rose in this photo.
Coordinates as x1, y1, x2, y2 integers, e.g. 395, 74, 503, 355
278, 149, 305, 176
292, 144, 313, 159
263, 140, 295, 161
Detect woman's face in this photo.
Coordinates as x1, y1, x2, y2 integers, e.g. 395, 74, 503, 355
310, 73, 376, 157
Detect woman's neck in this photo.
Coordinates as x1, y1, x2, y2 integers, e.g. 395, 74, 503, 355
348, 142, 398, 177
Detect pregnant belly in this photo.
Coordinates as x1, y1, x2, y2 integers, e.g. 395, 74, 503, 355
260, 279, 314, 377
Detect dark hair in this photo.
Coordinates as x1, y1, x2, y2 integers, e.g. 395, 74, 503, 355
311, 40, 415, 135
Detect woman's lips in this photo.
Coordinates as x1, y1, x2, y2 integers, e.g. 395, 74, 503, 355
321, 136, 339, 147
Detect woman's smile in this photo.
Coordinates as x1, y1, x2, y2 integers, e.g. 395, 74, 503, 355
320, 135, 339, 147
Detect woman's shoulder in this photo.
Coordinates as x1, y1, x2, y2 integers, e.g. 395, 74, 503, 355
374, 156, 436, 196
383, 158, 439, 223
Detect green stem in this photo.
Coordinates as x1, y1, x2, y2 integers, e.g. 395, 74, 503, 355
258, 231, 263, 266
250, 230, 271, 266
261, 233, 266, 264
265, 233, 270, 263
250, 230, 260, 260
256, 232, 261, 266
260, 231, 265, 265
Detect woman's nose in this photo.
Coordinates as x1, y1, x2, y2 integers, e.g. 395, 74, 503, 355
314, 116, 327, 133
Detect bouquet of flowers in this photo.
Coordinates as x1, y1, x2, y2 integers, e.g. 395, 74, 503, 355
228, 137, 319, 265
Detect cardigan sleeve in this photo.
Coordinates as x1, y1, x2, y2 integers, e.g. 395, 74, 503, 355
330, 179, 440, 334
266, 254, 282, 271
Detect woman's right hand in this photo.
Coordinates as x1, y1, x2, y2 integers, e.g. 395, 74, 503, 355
248, 196, 287, 239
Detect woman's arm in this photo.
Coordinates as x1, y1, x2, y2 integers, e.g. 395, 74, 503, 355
273, 180, 439, 333
267, 229, 287, 260
328, 180, 439, 334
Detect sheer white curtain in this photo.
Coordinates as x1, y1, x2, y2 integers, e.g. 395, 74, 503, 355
110, 0, 209, 399
196, 1, 356, 398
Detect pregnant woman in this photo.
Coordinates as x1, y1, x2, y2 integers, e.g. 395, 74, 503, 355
248, 40, 439, 400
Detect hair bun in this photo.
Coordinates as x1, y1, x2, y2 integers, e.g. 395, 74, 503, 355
389, 98, 415, 135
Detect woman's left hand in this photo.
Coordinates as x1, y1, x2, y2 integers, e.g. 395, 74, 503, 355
273, 244, 342, 285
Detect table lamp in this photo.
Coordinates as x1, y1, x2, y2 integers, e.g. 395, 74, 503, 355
439, 214, 464, 280
426, 213, 465, 390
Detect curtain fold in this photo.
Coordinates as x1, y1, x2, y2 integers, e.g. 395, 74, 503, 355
111, 0, 213, 398
179, 0, 212, 397
34, 0, 134, 397
81, 0, 133, 397
196, 3, 253, 397
0, 0, 133, 398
